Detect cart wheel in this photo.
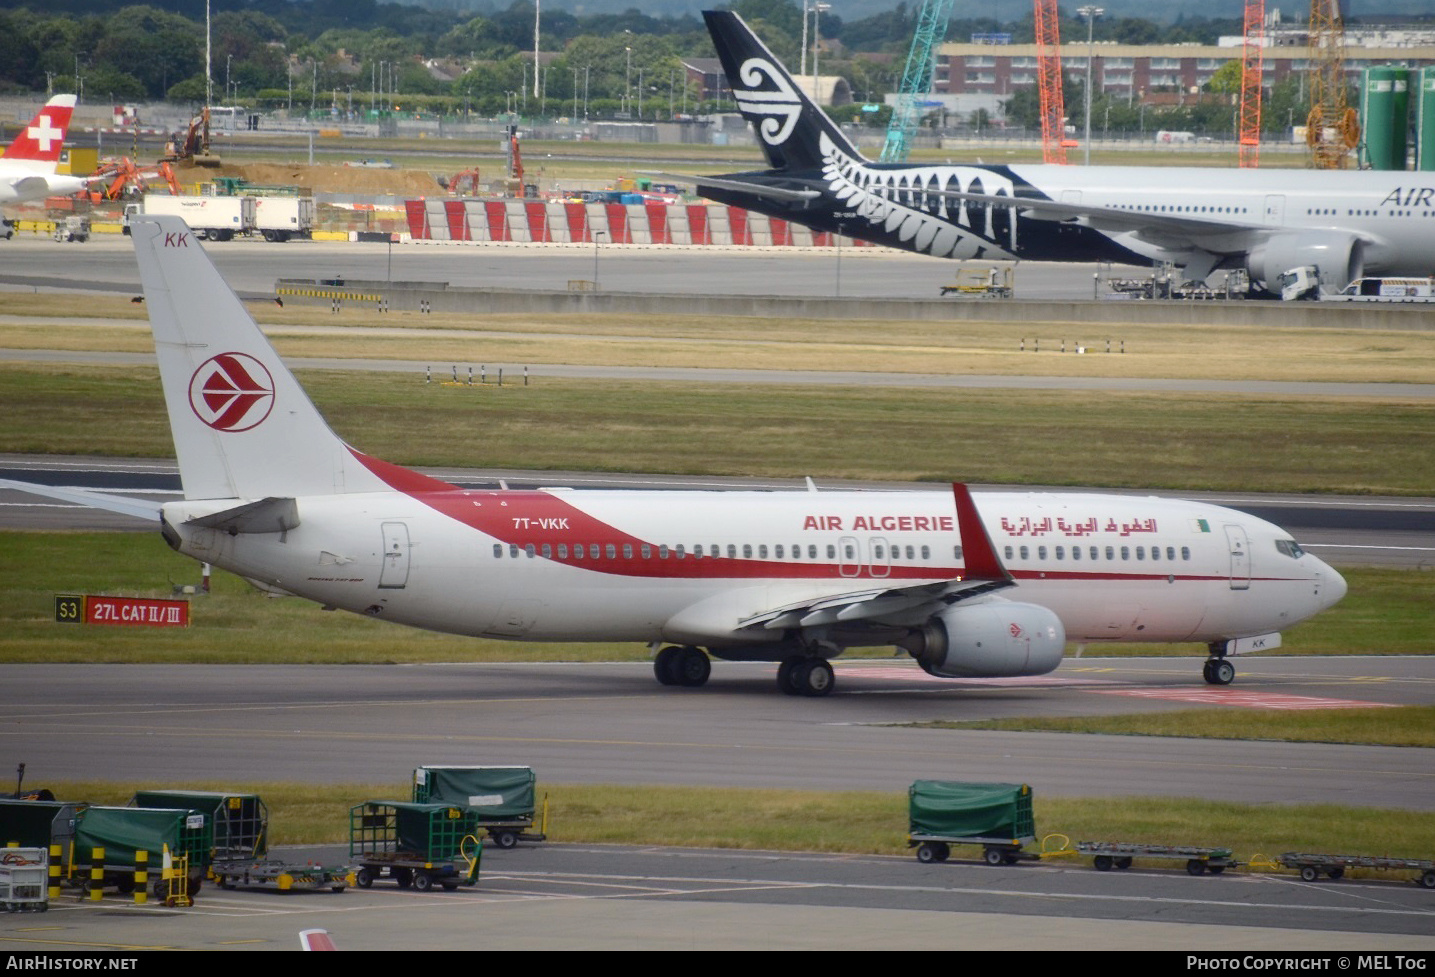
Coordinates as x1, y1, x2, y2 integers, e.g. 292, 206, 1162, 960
330, 885, 346, 893
984, 848, 1006, 867
916, 842, 948, 864
1326, 867, 1343, 880
1186, 860, 1206, 876
1421, 871, 1435, 890
491, 830, 519, 850
394, 868, 413, 889
1093, 855, 1113, 872
355, 867, 374, 888
1115, 857, 1133, 870
441, 882, 459, 891
412, 873, 434, 892
1300, 866, 1320, 882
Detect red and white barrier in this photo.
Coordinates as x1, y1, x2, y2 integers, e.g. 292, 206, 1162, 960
404, 198, 861, 250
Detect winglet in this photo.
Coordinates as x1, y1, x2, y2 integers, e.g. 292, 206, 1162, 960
952, 484, 1010, 582
299, 929, 336, 951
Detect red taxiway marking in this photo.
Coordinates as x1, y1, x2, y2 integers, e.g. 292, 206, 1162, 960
1090, 689, 1398, 710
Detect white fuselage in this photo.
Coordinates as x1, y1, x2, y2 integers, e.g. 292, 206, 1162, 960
162, 488, 1342, 650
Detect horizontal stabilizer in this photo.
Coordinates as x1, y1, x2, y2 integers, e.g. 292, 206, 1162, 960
0, 478, 162, 521
184, 496, 299, 534
641, 171, 821, 203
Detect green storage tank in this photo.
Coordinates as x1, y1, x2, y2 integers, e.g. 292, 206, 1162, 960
1419, 67, 1435, 172
1361, 66, 1408, 171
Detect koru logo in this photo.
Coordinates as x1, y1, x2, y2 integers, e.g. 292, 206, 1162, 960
733, 57, 802, 146
189, 353, 275, 432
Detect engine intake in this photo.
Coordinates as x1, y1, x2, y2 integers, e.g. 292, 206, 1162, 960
905, 601, 1066, 678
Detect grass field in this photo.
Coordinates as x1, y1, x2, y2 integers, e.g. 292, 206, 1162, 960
2, 363, 1433, 495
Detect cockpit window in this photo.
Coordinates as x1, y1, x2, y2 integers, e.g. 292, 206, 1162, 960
1275, 539, 1306, 559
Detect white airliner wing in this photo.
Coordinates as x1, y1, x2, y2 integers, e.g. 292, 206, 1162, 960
0, 478, 162, 521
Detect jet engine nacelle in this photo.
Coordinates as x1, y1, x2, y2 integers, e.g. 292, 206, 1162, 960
1247, 231, 1364, 293
907, 601, 1066, 678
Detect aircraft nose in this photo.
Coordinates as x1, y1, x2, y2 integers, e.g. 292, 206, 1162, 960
1322, 563, 1348, 608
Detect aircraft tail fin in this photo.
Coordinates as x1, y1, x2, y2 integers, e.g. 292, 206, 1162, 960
703, 10, 865, 173
3, 95, 76, 170
129, 215, 424, 501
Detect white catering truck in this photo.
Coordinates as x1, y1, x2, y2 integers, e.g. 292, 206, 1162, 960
127, 193, 314, 242
251, 195, 316, 242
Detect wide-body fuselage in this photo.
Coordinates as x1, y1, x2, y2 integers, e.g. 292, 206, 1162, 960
705, 157, 1434, 278
163, 488, 1341, 651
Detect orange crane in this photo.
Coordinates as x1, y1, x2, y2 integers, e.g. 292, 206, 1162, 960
1034, 0, 1073, 164
1306, 0, 1358, 169
1238, 0, 1264, 168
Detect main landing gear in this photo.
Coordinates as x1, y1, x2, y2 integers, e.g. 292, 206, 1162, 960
1202, 643, 1236, 686
654, 645, 711, 687
777, 656, 835, 698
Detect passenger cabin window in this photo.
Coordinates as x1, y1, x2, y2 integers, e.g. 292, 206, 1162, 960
493, 544, 502, 558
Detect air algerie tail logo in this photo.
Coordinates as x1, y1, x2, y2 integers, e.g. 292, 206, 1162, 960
733, 57, 802, 147
189, 353, 275, 432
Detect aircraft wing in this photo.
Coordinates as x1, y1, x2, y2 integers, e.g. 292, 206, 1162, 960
0, 478, 163, 521
641, 171, 822, 203
738, 483, 1014, 631
927, 188, 1267, 247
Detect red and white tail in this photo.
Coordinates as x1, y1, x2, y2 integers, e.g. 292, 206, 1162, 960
3, 95, 76, 168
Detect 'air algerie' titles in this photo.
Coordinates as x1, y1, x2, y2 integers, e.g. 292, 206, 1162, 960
803, 515, 955, 532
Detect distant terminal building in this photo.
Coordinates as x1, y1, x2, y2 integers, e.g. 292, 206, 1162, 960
936, 30, 1435, 106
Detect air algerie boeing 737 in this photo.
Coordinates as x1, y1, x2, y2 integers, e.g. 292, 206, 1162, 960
692, 11, 1435, 298
1, 215, 1345, 697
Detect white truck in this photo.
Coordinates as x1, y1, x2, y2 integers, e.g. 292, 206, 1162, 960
129, 194, 255, 241
1328, 277, 1435, 303
251, 195, 316, 242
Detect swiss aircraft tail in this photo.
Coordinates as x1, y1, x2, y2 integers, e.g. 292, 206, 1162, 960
129, 215, 415, 501
703, 10, 864, 173
3, 94, 76, 168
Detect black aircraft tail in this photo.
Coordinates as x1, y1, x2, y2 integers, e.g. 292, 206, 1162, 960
703, 10, 866, 173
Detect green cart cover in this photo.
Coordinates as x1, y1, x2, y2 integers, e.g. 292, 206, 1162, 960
130, 791, 269, 860
74, 806, 213, 871
413, 766, 536, 819
909, 782, 1035, 841
0, 799, 82, 850
350, 801, 482, 861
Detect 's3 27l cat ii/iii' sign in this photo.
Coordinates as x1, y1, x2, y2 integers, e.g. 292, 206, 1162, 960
55, 594, 190, 628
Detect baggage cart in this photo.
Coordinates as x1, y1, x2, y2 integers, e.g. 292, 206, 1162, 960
1278, 852, 1435, 888
907, 781, 1038, 866
73, 805, 212, 900
1077, 841, 1237, 876
413, 766, 547, 849
131, 789, 352, 892
349, 801, 483, 892
0, 848, 48, 912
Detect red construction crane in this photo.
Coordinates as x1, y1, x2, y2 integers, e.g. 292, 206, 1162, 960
1034, 0, 1072, 165
1238, 0, 1264, 168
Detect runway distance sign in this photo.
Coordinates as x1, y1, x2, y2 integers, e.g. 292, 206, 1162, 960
55, 594, 190, 628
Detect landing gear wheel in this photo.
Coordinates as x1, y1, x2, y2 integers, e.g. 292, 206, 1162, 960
793, 658, 835, 697
777, 658, 802, 696
673, 646, 710, 687
916, 842, 949, 864
1204, 659, 1235, 686
655, 646, 682, 686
